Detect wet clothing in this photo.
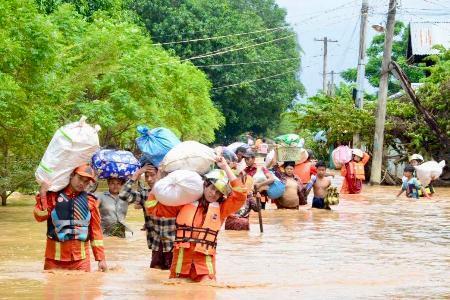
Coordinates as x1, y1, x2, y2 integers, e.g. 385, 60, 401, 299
225, 196, 259, 231
341, 153, 370, 194
146, 179, 246, 280
312, 197, 330, 209
44, 258, 91, 272
150, 241, 174, 270
401, 177, 422, 199
97, 191, 131, 237
34, 186, 105, 271
119, 179, 175, 270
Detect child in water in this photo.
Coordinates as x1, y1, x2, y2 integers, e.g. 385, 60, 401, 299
397, 165, 430, 199
305, 161, 332, 209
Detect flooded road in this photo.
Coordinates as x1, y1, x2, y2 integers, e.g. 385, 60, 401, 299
1, 177, 449, 299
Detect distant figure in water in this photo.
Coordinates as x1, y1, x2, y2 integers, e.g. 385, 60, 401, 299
407, 154, 435, 197
340, 149, 370, 194
305, 161, 332, 209
397, 165, 430, 199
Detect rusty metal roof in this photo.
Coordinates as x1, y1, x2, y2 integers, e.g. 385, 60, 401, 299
408, 22, 450, 57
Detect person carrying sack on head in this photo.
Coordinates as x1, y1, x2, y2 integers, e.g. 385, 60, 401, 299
145, 157, 246, 282
340, 149, 370, 194
34, 164, 107, 272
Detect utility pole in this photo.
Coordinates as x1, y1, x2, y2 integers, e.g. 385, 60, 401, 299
353, 0, 369, 148
327, 71, 335, 97
315, 37, 338, 94
370, 0, 397, 185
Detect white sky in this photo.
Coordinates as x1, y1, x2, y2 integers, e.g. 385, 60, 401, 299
275, 0, 450, 97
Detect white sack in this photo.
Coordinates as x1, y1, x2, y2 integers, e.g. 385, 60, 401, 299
35, 116, 100, 191
152, 170, 204, 206
414, 160, 445, 186
160, 141, 217, 175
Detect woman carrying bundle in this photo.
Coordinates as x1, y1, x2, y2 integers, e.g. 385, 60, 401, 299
145, 157, 246, 282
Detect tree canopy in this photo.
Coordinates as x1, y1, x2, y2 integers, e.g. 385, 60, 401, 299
0, 0, 223, 204
130, 0, 304, 142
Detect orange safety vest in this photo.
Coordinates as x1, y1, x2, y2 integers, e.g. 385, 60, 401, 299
175, 201, 221, 256
295, 162, 312, 184
349, 161, 365, 180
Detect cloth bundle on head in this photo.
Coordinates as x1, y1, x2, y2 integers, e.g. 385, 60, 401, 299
35, 116, 100, 191
91, 149, 140, 179
332, 145, 352, 169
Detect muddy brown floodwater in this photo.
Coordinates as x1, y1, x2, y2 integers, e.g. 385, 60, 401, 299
0, 175, 449, 299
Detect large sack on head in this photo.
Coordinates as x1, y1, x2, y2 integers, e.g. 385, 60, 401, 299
214, 146, 237, 163
35, 116, 100, 192
92, 149, 140, 180
332, 145, 352, 169
414, 160, 445, 186
152, 170, 204, 206
226, 142, 249, 153
160, 141, 217, 175
135, 126, 180, 167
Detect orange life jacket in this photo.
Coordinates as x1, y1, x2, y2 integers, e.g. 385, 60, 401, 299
295, 162, 312, 184
349, 161, 365, 180
175, 201, 221, 256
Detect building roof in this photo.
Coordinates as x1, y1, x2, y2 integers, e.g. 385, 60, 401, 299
407, 22, 450, 63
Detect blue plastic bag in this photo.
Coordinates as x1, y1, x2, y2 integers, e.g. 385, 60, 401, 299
267, 179, 286, 199
92, 149, 140, 179
135, 126, 180, 167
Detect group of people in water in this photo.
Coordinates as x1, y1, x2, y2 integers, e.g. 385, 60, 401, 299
33, 136, 434, 282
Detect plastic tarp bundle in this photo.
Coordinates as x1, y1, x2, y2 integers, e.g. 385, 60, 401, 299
226, 142, 249, 153
274, 134, 305, 147
35, 116, 100, 192
152, 170, 204, 206
332, 145, 352, 169
415, 160, 445, 186
91, 149, 140, 179
135, 126, 180, 167
160, 141, 217, 175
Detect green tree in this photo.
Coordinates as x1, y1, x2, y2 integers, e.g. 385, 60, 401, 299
0, 0, 223, 205
130, 0, 304, 142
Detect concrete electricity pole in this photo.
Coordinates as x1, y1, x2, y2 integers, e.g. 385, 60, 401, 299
353, 0, 369, 148
370, 0, 397, 185
315, 37, 338, 94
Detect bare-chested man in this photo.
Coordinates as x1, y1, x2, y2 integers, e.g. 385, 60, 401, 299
305, 161, 332, 209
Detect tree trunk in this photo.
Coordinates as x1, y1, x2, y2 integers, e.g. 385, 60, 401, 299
1, 191, 7, 206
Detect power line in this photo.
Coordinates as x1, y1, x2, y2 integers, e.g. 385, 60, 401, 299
177, 34, 296, 63
153, 1, 360, 46
194, 57, 300, 68
157, 26, 290, 45
211, 69, 297, 90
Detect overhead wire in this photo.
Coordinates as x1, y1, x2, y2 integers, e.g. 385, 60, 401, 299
194, 57, 300, 68
211, 69, 298, 90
